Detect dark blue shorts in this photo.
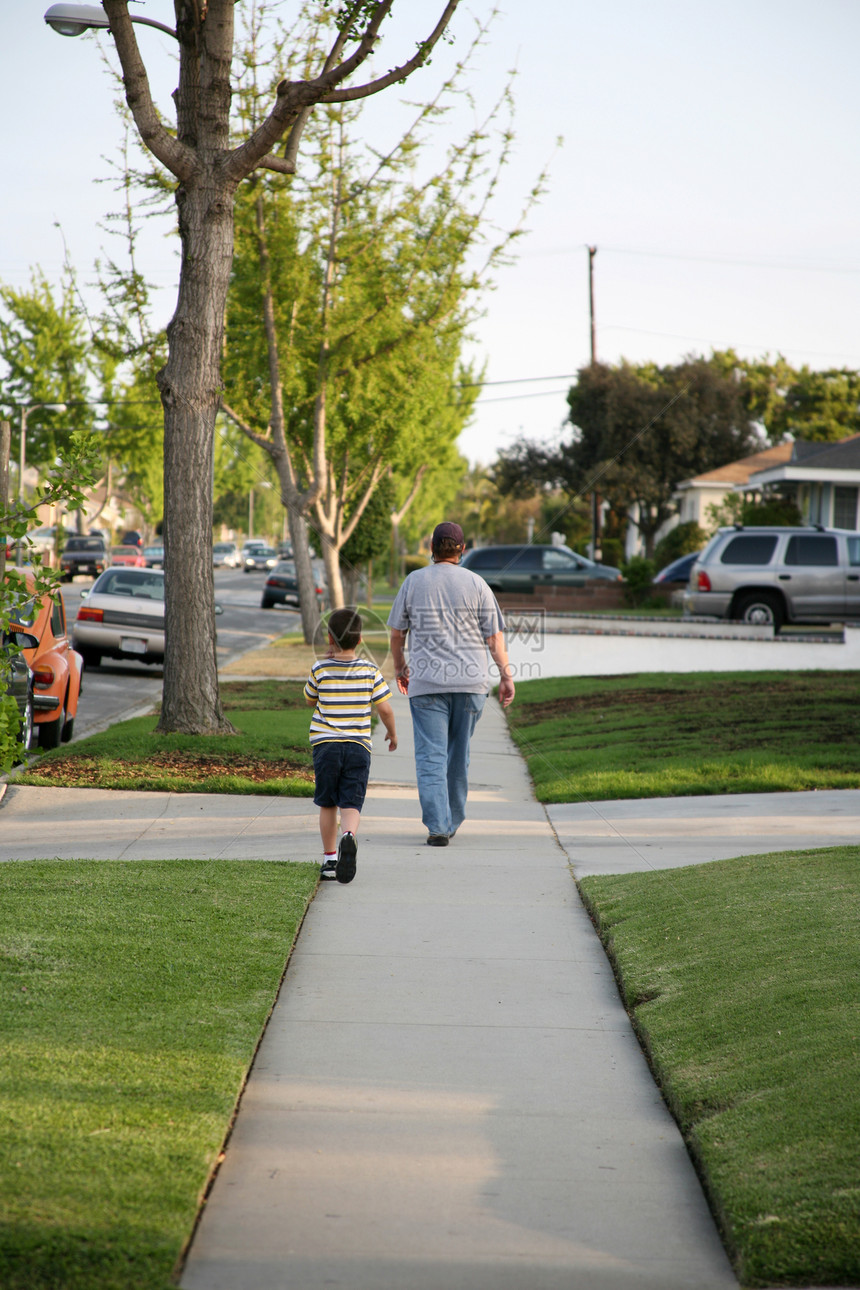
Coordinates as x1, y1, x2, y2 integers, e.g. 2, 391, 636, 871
312, 740, 371, 811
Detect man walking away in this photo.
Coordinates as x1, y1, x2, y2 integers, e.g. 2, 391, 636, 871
388, 521, 515, 846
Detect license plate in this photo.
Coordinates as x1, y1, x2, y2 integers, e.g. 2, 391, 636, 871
121, 637, 147, 655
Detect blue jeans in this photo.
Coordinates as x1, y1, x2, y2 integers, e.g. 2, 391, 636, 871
409, 691, 487, 837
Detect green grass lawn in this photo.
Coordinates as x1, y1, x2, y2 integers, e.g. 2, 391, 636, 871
506, 670, 860, 801
579, 846, 860, 1287
17, 680, 316, 794
0, 858, 319, 1290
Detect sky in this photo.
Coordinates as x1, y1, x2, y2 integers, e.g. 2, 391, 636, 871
3, 1, 860, 467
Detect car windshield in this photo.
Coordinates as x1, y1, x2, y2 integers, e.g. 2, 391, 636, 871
112, 546, 140, 555
273, 561, 296, 575
65, 538, 103, 551
95, 570, 165, 599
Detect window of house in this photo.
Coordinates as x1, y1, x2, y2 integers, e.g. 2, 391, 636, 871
833, 486, 858, 530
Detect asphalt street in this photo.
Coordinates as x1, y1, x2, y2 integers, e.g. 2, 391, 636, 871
60, 567, 297, 740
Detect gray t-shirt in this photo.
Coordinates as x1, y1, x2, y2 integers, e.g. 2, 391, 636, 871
387, 562, 505, 697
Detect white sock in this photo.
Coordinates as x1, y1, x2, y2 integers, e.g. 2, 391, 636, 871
323, 851, 337, 863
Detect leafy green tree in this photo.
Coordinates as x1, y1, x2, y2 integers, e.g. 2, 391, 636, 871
769, 367, 860, 443
0, 270, 98, 492
220, 13, 534, 635
340, 471, 395, 603
497, 358, 758, 557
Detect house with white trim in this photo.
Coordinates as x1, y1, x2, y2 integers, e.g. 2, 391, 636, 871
673, 442, 793, 528
743, 434, 860, 530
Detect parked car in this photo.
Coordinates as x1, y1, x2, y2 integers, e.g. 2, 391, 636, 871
110, 545, 147, 568
143, 543, 165, 569
243, 544, 279, 573
261, 560, 327, 610
653, 551, 700, 585
59, 535, 109, 582
73, 567, 168, 667
2, 627, 37, 759
459, 544, 622, 594
121, 530, 143, 548
683, 526, 860, 630
73, 567, 223, 667
9, 568, 83, 748
213, 541, 242, 568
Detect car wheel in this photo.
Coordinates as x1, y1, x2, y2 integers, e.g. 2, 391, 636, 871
37, 701, 65, 750
61, 716, 74, 744
80, 649, 102, 669
735, 591, 784, 631
261, 598, 275, 609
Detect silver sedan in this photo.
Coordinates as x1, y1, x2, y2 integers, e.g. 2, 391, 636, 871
72, 567, 167, 668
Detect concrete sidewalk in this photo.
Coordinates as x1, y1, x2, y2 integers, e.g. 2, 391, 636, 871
174, 693, 738, 1290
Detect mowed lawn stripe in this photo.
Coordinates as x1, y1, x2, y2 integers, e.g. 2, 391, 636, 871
505, 670, 860, 801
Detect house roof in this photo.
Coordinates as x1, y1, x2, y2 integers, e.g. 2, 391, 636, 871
788, 433, 860, 469
677, 442, 793, 489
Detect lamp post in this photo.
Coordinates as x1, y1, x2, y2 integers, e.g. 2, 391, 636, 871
19, 403, 67, 505
43, 3, 176, 38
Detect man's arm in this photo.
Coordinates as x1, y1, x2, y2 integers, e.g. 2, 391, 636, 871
389, 627, 410, 695
485, 630, 515, 708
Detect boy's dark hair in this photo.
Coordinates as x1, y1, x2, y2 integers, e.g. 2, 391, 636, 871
327, 607, 362, 651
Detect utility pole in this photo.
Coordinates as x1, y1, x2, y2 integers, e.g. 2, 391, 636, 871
587, 246, 601, 559
587, 245, 597, 365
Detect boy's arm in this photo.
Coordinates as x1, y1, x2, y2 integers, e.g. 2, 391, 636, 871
375, 698, 397, 751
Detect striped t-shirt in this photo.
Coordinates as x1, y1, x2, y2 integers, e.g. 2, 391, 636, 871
304, 657, 391, 751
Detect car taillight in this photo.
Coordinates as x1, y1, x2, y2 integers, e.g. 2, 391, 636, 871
697, 571, 711, 592
77, 606, 104, 622
33, 665, 55, 687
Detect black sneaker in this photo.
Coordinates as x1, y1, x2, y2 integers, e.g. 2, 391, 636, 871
426, 834, 449, 847
336, 832, 357, 883
320, 858, 338, 880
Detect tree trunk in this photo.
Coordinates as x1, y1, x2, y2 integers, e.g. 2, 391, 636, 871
157, 176, 236, 735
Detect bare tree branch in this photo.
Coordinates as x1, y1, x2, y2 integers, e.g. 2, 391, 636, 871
222, 1, 459, 184
102, 0, 197, 181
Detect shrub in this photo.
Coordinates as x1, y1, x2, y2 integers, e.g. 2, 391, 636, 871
621, 554, 655, 606
404, 553, 429, 573
653, 521, 708, 570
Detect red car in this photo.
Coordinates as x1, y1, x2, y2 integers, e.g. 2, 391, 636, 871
110, 545, 147, 568
9, 568, 83, 748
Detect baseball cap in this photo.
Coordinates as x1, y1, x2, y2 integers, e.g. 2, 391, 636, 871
431, 521, 465, 548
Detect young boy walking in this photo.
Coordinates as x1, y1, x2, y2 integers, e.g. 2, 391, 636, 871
304, 607, 397, 883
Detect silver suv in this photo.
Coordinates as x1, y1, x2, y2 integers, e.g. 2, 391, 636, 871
683, 526, 860, 630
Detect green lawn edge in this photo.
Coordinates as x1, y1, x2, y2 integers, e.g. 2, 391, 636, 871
505, 671, 860, 802
0, 859, 320, 1290
578, 847, 860, 1288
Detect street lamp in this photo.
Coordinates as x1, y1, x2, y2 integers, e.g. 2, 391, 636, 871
43, 3, 177, 38
19, 403, 68, 506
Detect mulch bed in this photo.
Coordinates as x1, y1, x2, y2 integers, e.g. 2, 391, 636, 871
24, 753, 312, 788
